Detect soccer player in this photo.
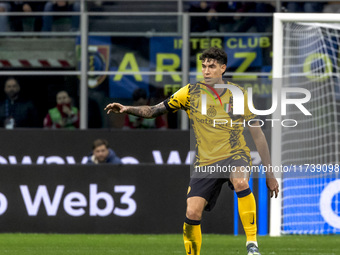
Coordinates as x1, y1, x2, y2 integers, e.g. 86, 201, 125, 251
105, 47, 279, 255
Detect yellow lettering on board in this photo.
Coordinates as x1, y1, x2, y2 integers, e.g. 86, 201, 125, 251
232, 52, 257, 80
156, 54, 181, 82
114, 53, 142, 81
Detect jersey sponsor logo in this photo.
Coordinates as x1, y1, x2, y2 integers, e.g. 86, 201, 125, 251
194, 117, 214, 125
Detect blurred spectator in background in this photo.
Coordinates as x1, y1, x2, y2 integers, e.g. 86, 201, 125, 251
188, 1, 218, 32
87, 0, 103, 11
0, 77, 38, 129
44, 90, 79, 129
9, 1, 45, 31
124, 88, 167, 129
210, 1, 235, 32
323, 2, 340, 13
284, 2, 325, 13
42, 1, 80, 31
0, 2, 10, 32
254, 2, 276, 32
86, 138, 122, 164
215, 1, 275, 33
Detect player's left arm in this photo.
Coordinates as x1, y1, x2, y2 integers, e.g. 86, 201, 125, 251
248, 121, 279, 198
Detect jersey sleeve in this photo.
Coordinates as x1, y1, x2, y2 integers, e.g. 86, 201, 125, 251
163, 85, 190, 113
243, 90, 257, 121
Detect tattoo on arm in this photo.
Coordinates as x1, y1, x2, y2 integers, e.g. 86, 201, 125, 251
126, 102, 168, 118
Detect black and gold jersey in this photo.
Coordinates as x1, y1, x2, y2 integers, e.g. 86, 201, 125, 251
163, 82, 256, 167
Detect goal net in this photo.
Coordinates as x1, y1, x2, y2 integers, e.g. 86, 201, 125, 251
271, 14, 340, 235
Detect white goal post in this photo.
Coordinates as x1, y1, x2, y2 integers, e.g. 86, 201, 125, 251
271, 13, 340, 237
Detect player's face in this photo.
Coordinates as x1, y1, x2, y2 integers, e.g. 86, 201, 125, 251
93, 145, 109, 163
201, 59, 226, 85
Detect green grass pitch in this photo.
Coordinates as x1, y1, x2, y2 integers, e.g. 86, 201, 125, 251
0, 234, 339, 255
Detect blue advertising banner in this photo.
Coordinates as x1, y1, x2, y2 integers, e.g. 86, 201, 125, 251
108, 37, 150, 99
109, 35, 273, 99
76, 36, 111, 89
283, 177, 340, 234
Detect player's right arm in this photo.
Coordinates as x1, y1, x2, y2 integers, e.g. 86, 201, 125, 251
105, 102, 168, 119
105, 85, 190, 118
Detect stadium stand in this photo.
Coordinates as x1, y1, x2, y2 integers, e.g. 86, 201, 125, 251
88, 1, 178, 32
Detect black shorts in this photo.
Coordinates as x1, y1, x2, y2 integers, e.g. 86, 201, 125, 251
187, 155, 250, 211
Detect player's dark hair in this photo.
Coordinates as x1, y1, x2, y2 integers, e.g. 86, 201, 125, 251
132, 88, 147, 101
92, 139, 109, 150
199, 47, 228, 74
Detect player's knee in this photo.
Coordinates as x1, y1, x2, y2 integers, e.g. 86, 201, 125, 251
186, 208, 203, 221
232, 179, 249, 192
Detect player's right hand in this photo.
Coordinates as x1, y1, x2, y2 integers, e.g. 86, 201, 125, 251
104, 103, 128, 114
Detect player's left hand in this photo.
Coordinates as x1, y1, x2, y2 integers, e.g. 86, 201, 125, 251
266, 177, 279, 198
